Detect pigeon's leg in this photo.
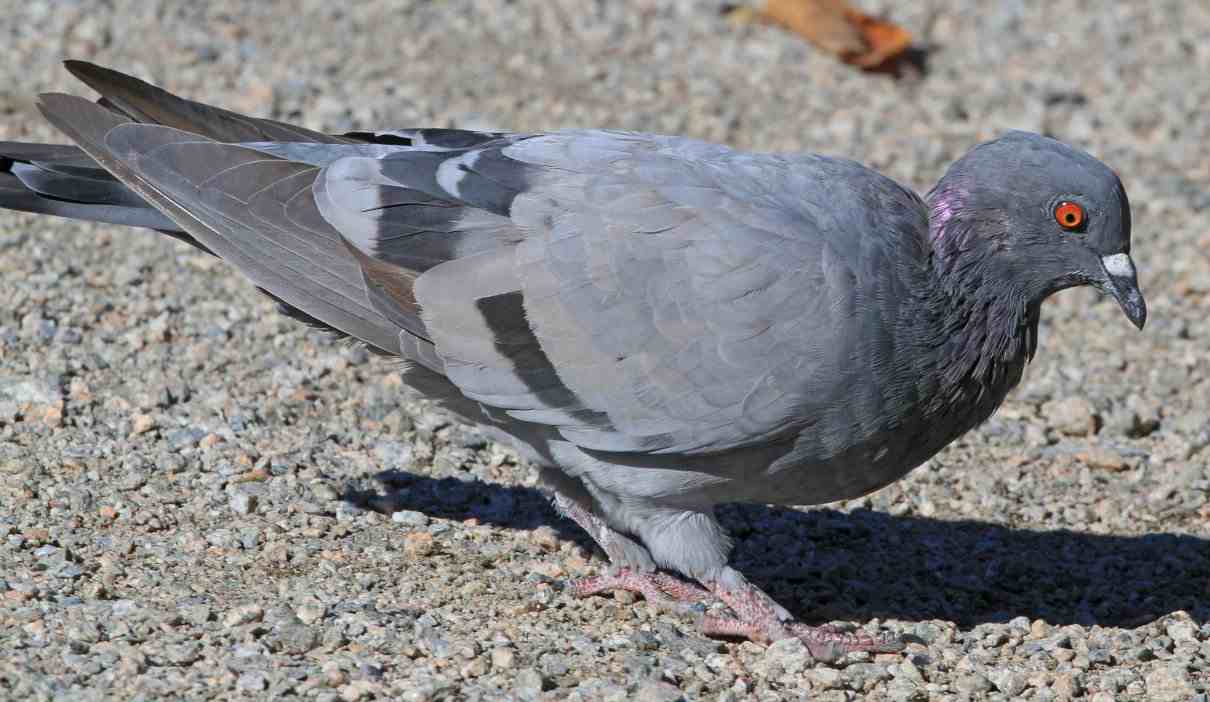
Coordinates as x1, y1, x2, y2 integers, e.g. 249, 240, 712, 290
541, 469, 714, 611
550, 473, 902, 659
699, 567, 904, 662
611, 499, 902, 662
552, 491, 712, 611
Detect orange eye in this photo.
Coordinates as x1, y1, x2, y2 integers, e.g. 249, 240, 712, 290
1054, 201, 1085, 230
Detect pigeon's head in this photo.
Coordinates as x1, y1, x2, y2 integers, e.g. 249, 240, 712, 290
928, 131, 1145, 329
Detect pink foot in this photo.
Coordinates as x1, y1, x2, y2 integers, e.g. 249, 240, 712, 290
551, 492, 900, 661
702, 577, 904, 662
572, 568, 713, 614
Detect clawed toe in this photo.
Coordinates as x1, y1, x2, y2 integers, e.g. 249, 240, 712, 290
572, 568, 714, 614
698, 615, 901, 661
785, 622, 905, 662
699, 613, 768, 641
697, 571, 902, 661
574, 566, 902, 663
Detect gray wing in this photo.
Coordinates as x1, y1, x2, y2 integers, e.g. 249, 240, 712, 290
348, 131, 929, 455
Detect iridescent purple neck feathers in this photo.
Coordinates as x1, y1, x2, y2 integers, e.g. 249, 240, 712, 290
926, 185, 967, 244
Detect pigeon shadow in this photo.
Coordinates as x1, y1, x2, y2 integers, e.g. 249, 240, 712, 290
341, 471, 1209, 629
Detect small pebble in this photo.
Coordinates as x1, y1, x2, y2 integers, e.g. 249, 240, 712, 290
391, 510, 430, 527
223, 604, 265, 628
404, 532, 435, 557
491, 647, 517, 670
229, 491, 257, 515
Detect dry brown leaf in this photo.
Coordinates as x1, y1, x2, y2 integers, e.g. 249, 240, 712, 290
731, 0, 913, 72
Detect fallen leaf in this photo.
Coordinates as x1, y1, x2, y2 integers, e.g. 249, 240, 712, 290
839, 5, 913, 68
728, 0, 914, 73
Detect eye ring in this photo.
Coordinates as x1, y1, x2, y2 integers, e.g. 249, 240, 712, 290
1054, 201, 1085, 230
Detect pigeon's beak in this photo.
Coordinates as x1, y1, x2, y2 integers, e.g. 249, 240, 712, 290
1097, 253, 1147, 330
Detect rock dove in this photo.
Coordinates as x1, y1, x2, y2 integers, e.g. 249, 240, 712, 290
0, 62, 1145, 661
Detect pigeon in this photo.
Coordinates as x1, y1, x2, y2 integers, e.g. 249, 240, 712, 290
0, 62, 1145, 661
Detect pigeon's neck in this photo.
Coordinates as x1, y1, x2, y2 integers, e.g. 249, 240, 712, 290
921, 189, 1039, 422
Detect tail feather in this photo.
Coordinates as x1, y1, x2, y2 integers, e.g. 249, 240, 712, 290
0, 63, 420, 357
0, 141, 182, 233
0, 142, 105, 175
10, 157, 145, 208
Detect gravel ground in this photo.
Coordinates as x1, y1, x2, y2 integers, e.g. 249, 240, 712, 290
1, 1, 1209, 700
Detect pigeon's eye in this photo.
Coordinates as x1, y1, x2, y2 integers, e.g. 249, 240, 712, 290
1054, 201, 1085, 230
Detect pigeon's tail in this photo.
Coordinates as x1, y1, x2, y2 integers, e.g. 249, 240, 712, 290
11, 61, 411, 356
0, 58, 356, 252
0, 142, 219, 254
0, 141, 215, 248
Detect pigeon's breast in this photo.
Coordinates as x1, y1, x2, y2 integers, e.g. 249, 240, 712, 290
736, 332, 1032, 507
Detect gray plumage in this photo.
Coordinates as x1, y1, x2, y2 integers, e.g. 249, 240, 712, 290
0, 62, 1146, 658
